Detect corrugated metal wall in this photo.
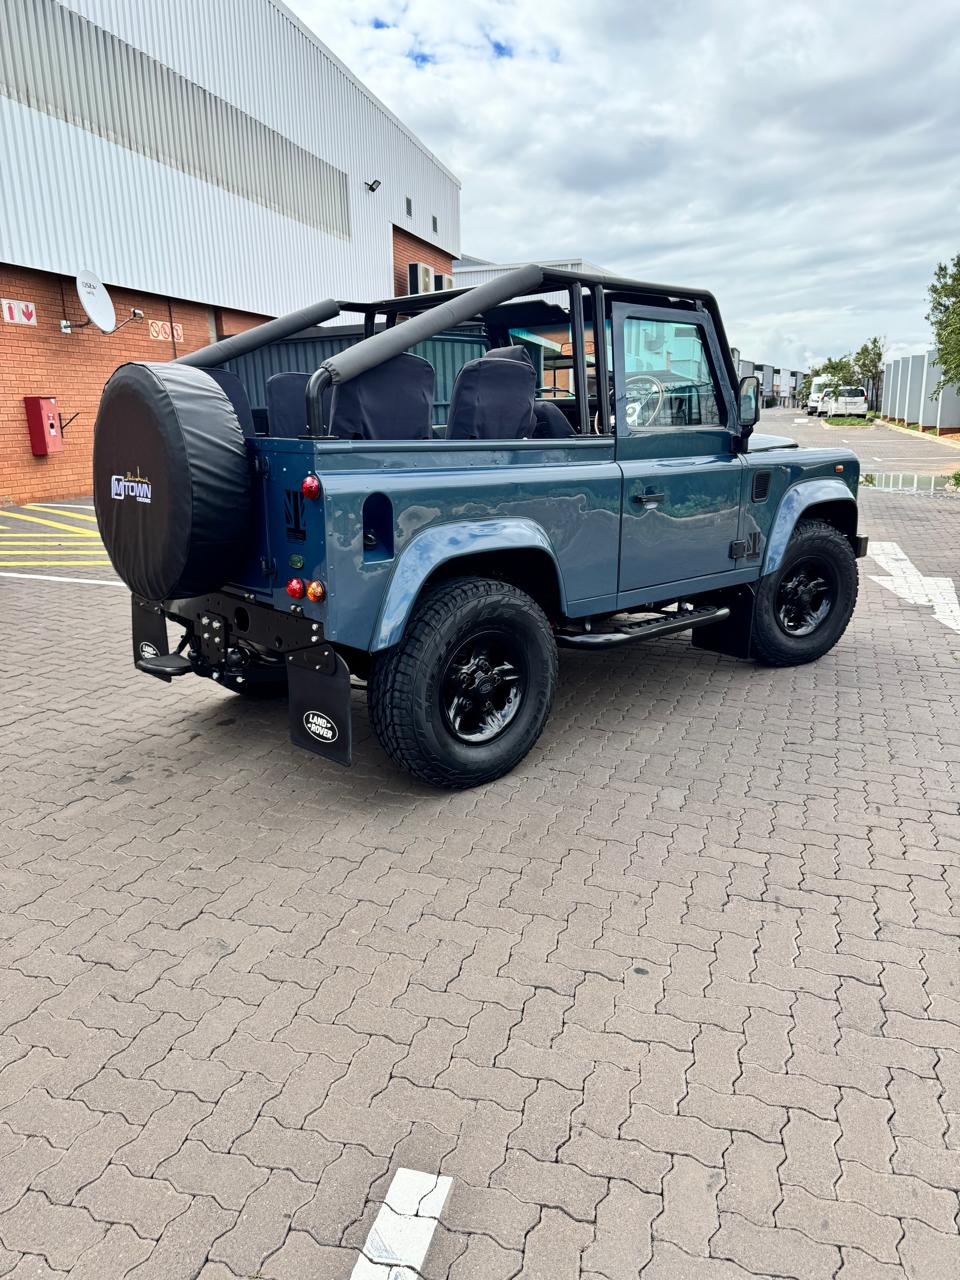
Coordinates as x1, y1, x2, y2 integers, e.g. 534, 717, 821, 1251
227, 332, 486, 425
0, 0, 460, 316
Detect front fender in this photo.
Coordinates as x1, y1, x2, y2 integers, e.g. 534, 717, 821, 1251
371, 518, 564, 651
762, 478, 856, 576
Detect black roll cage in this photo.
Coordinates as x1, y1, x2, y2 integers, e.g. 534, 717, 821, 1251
175, 264, 741, 441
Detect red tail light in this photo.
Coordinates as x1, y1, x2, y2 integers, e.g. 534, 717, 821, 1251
285, 577, 305, 599
301, 474, 321, 500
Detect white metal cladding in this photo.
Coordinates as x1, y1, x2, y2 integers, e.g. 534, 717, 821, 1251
0, 0, 460, 316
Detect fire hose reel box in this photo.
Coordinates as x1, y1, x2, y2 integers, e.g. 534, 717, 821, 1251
25, 396, 62, 456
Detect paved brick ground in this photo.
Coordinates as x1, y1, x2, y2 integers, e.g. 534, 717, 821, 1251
1, 487, 959, 1278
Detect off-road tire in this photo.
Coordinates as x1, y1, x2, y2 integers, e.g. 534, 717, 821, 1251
752, 519, 858, 667
368, 578, 558, 788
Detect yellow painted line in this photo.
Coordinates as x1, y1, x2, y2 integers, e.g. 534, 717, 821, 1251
0, 510, 101, 535
0, 559, 112, 566
24, 504, 100, 522
0, 534, 101, 539
0, 541, 104, 547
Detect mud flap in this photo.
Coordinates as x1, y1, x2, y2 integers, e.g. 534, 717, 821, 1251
287, 647, 353, 767
132, 595, 171, 681
690, 584, 756, 659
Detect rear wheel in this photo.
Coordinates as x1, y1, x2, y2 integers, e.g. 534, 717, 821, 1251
752, 519, 858, 666
368, 578, 557, 788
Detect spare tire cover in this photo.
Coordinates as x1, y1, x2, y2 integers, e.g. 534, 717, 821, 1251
93, 362, 252, 600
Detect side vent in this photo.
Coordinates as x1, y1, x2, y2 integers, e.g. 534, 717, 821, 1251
284, 488, 306, 542
752, 470, 772, 502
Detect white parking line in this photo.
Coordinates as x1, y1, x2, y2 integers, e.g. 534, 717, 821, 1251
868, 542, 960, 634
351, 1168, 452, 1278
0, 571, 122, 587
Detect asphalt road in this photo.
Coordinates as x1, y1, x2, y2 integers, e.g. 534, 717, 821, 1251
763, 405, 960, 476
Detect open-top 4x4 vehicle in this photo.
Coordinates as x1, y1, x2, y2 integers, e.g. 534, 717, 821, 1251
94, 264, 867, 788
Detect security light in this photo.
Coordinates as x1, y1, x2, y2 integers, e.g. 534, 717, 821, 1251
365, 179, 382, 192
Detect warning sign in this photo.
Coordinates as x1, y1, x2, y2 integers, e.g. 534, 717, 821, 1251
149, 319, 184, 342
2, 298, 37, 325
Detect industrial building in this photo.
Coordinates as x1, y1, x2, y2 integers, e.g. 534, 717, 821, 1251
0, 0, 460, 503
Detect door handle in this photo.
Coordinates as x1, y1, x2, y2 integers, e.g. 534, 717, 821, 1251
632, 490, 666, 505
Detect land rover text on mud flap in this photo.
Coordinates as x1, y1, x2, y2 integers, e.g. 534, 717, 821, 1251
93, 265, 868, 789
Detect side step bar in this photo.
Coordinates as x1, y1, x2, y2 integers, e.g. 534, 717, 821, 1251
557, 605, 730, 650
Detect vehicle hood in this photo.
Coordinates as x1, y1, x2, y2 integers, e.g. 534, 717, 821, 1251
748, 433, 799, 452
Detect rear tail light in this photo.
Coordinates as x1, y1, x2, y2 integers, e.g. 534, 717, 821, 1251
306, 580, 326, 602
285, 577, 305, 599
301, 474, 321, 500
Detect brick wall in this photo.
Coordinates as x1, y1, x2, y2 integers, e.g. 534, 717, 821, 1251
0, 264, 264, 504
391, 227, 453, 297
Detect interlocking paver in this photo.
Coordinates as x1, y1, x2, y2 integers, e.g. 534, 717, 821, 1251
2, 482, 959, 1278
776, 1185, 902, 1262
210, 1168, 313, 1273
654, 1155, 722, 1255
0, 1192, 104, 1271
75, 1165, 190, 1239
712, 1212, 840, 1280
156, 1139, 268, 1209
33, 1112, 137, 1203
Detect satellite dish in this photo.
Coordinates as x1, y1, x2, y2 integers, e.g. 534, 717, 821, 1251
75, 270, 117, 334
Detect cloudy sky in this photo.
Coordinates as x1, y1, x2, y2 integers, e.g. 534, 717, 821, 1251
287, 0, 959, 370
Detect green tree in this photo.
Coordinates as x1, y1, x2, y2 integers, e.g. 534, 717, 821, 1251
853, 336, 884, 410
816, 355, 857, 389
927, 254, 960, 394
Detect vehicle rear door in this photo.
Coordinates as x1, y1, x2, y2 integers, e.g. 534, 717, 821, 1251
612, 302, 744, 602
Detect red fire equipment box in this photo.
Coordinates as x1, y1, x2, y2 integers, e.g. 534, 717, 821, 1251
25, 396, 62, 456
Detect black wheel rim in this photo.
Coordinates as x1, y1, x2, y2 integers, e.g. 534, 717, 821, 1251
440, 628, 525, 744
775, 556, 836, 637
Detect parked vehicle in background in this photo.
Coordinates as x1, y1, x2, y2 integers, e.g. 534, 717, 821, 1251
806, 375, 831, 415
819, 387, 838, 417
830, 386, 869, 418
93, 264, 868, 789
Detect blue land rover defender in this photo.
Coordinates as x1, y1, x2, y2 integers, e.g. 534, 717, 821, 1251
93, 265, 867, 788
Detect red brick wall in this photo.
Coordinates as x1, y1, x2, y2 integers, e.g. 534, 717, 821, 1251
0, 264, 263, 505
392, 227, 453, 297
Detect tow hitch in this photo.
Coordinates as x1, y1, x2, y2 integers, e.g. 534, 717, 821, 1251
130, 592, 353, 767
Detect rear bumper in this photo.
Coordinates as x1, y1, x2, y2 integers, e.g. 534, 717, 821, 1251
132, 591, 353, 766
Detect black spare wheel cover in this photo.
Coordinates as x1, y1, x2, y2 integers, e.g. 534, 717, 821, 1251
93, 362, 252, 601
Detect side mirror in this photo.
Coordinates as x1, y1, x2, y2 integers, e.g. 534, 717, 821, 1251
738, 375, 760, 431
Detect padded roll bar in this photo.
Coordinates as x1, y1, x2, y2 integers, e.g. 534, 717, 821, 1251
306, 264, 544, 434
175, 298, 341, 368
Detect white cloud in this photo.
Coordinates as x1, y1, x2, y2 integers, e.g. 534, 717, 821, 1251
286, 0, 960, 370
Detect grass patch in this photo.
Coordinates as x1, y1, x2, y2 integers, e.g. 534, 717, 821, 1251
824, 415, 876, 426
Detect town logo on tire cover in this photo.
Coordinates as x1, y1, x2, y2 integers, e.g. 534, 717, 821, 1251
111, 470, 153, 503
303, 711, 338, 743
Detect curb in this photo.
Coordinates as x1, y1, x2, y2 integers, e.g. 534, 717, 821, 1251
873, 418, 960, 452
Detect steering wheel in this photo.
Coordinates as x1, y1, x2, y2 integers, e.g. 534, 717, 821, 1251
624, 375, 665, 430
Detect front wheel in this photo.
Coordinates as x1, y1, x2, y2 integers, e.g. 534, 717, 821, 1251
752, 519, 858, 666
368, 578, 558, 788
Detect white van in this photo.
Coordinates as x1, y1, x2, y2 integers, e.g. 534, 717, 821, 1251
806, 375, 830, 415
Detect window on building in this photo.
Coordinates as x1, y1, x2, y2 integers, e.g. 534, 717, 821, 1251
405, 196, 413, 217
432, 215, 438, 233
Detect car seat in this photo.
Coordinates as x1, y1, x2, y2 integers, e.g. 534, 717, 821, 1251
201, 368, 256, 438
327, 353, 434, 440
445, 349, 536, 439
